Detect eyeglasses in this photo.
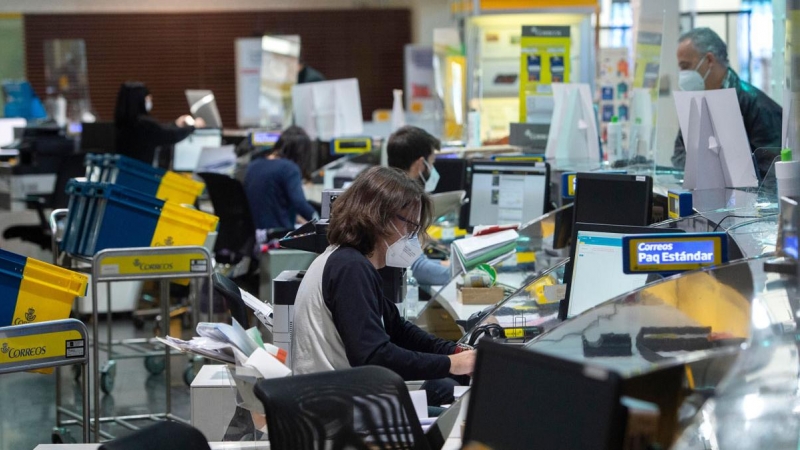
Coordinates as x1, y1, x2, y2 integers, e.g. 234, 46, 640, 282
395, 214, 421, 239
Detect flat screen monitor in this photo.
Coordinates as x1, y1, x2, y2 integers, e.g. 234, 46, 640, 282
173, 129, 223, 172
465, 340, 626, 450
432, 157, 468, 194
80, 121, 116, 154
461, 161, 549, 229
560, 223, 683, 319
186, 89, 223, 129
573, 172, 653, 228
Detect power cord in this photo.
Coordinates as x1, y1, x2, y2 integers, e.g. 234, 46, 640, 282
711, 213, 777, 232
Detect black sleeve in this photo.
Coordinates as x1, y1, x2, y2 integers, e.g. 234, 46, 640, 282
324, 251, 451, 381
140, 116, 194, 147
381, 294, 457, 355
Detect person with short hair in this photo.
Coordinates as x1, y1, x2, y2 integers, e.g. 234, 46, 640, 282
243, 126, 316, 234
292, 166, 475, 405
387, 126, 451, 285
672, 27, 781, 178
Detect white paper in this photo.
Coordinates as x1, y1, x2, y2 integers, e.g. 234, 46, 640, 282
673, 88, 758, 189
545, 83, 600, 163
240, 288, 274, 329
195, 145, 236, 176
292, 78, 364, 141
244, 347, 291, 379
453, 229, 519, 259
409, 390, 429, 420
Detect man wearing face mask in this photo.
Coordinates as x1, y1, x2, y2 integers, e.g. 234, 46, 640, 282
292, 167, 475, 406
387, 126, 451, 286
671, 28, 782, 178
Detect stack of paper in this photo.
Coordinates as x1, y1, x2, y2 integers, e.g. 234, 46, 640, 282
451, 229, 518, 275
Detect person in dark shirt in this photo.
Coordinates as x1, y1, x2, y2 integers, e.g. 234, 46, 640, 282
297, 61, 326, 84
292, 166, 475, 405
114, 82, 201, 167
243, 126, 316, 234
672, 28, 782, 179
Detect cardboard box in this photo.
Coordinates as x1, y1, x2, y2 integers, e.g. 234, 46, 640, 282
457, 286, 505, 305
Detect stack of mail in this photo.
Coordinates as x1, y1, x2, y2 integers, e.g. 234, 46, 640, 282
450, 229, 518, 275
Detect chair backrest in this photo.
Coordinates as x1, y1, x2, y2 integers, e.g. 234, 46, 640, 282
98, 421, 210, 450
197, 172, 256, 262
52, 152, 89, 209
255, 366, 431, 450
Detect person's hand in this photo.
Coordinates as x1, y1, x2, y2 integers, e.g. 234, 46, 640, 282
448, 350, 476, 376
193, 116, 206, 128
440, 260, 450, 268
175, 114, 193, 127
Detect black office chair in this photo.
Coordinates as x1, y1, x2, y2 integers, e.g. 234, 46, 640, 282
211, 272, 250, 327
98, 420, 210, 450
3, 152, 87, 250
254, 366, 431, 450
196, 172, 256, 265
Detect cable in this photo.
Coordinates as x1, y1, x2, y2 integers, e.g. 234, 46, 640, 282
711, 213, 776, 232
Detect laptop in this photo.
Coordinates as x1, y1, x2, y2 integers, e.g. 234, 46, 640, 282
186, 89, 223, 129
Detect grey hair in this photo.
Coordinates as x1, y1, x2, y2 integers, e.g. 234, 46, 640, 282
679, 27, 729, 67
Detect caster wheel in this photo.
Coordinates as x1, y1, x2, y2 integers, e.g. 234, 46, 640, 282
52, 427, 76, 444
100, 360, 117, 395
132, 316, 145, 330
145, 355, 166, 375
71, 364, 81, 381
183, 365, 196, 386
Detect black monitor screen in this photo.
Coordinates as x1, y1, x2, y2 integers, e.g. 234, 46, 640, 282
461, 161, 549, 229
432, 158, 468, 194
80, 122, 116, 154
464, 341, 626, 450
573, 173, 653, 227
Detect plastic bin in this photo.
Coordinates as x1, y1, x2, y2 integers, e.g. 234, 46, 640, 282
0, 249, 88, 327
86, 154, 204, 205
62, 180, 219, 257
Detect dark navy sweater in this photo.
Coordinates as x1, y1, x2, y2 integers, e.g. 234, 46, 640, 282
243, 157, 315, 230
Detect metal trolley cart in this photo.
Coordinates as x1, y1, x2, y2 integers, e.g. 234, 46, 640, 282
87, 246, 214, 441
0, 319, 90, 443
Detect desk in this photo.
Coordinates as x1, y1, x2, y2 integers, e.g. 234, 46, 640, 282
34, 444, 269, 450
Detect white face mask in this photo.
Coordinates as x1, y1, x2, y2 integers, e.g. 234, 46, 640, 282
384, 222, 423, 268
679, 56, 711, 91
145, 98, 153, 112
420, 159, 440, 192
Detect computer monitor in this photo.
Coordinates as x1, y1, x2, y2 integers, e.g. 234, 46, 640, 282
80, 121, 116, 154
461, 161, 550, 229
0, 118, 26, 148
560, 223, 684, 319
172, 129, 223, 172
545, 83, 601, 165
186, 89, 223, 129
573, 172, 653, 228
465, 340, 626, 450
674, 88, 757, 189
432, 157, 468, 194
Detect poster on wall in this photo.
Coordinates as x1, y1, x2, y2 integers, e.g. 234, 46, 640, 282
235, 38, 262, 128
259, 35, 300, 130
404, 45, 435, 118
519, 25, 570, 123
597, 47, 632, 148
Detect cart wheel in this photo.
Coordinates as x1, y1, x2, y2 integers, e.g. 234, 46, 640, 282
100, 360, 117, 395
71, 364, 82, 381
145, 355, 166, 375
183, 365, 196, 386
52, 427, 76, 444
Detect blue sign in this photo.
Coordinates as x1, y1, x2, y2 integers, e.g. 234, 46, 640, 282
623, 232, 728, 275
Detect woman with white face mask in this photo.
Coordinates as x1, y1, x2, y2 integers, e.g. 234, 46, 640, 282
114, 81, 204, 167
292, 166, 475, 406
387, 125, 451, 285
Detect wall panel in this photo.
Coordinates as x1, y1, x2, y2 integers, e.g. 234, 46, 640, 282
24, 10, 411, 126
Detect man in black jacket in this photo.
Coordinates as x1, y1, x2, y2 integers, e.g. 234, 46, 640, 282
672, 27, 782, 179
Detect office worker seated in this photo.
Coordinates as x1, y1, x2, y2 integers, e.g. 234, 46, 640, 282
292, 167, 475, 405
114, 82, 202, 167
243, 126, 316, 235
387, 126, 451, 286
671, 27, 781, 178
